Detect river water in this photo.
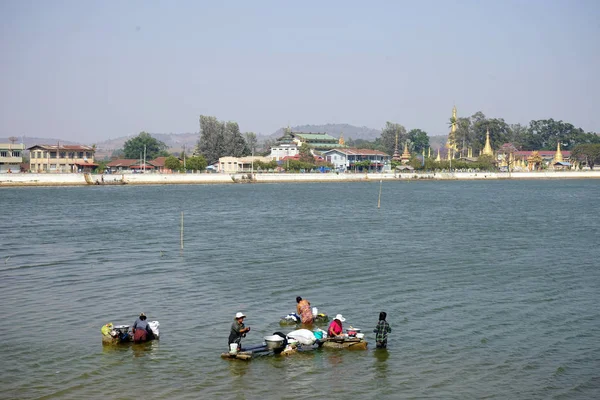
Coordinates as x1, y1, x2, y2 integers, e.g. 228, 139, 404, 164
1, 180, 599, 399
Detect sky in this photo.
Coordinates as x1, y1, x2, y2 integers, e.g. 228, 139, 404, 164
1, 0, 599, 143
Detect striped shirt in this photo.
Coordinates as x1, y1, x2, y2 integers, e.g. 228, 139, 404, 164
373, 320, 391, 343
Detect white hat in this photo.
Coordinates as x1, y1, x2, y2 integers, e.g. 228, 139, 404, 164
235, 312, 246, 319
334, 314, 346, 322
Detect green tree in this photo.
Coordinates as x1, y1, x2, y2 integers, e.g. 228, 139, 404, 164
245, 132, 258, 154
472, 118, 511, 152
298, 143, 313, 163
123, 132, 169, 159
407, 129, 430, 153
197, 116, 250, 164
95, 160, 108, 174
571, 143, 600, 170
224, 121, 250, 157
164, 156, 182, 171
185, 155, 208, 171
197, 116, 225, 164
380, 122, 407, 156
522, 119, 586, 151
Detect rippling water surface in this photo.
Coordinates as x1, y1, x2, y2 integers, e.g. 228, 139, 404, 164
1, 180, 599, 399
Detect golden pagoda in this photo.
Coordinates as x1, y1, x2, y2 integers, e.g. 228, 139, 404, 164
435, 148, 441, 162
338, 132, 345, 146
446, 105, 458, 160
400, 141, 411, 164
553, 142, 564, 163
481, 129, 494, 156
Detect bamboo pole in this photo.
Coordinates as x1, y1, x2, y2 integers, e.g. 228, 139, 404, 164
377, 179, 382, 209
180, 211, 184, 251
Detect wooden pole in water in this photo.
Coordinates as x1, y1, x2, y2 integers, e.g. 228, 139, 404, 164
377, 179, 382, 209
180, 211, 184, 251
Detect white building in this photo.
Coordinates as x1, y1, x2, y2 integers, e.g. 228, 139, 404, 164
322, 148, 391, 172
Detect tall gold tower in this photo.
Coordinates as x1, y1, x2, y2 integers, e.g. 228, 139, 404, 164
446, 105, 458, 160
553, 142, 564, 162
481, 129, 494, 156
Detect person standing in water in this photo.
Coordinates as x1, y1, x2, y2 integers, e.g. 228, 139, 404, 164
296, 296, 314, 324
228, 312, 250, 350
373, 311, 392, 348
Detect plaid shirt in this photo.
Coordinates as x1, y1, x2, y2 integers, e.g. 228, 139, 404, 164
373, 320, 391, 343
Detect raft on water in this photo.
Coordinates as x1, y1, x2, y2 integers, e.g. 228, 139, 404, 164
101, 321, 160, 345
321, 336, 368, 350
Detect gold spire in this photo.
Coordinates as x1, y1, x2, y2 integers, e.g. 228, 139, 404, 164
451, 105, 457, 133
482, 129, 493, 156
435, 148, 441, 162
446, 105, 458, 158
400, 141, 411, 164
339, 132, 345, 146
428, 147, 431, 158
554, 142, 564, 162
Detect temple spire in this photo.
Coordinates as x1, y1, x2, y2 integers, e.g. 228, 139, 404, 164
446, 105, 458, 159
435, 148, 441, 162
392, 133, 401, 161
482, 129, 493, 156
339, 132, 345, 146
554, 142, 564, 162
400, 141, 411, 164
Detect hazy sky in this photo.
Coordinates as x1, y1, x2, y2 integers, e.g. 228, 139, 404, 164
1, 0, 599, 142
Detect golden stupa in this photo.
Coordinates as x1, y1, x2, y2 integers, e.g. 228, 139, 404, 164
481, 129, 494, 156
553, 142, 564, 163
400, 142, 411, 164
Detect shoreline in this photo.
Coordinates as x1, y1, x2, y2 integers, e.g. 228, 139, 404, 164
2, 171, 600, 187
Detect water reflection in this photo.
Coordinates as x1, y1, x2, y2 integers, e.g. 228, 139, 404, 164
132, 341, 158, 358
373, 349, 390, 382
227, 359, 250, 377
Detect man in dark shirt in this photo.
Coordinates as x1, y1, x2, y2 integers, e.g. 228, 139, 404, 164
228, 312, 250, 350
373, 311, 392, 348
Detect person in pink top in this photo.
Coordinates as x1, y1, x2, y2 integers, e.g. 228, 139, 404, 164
296, 296, 314, 324
328, 314, 346, 337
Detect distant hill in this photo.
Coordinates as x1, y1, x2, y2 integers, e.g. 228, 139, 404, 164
93, 133, 198, 159
270, 124, 381, 141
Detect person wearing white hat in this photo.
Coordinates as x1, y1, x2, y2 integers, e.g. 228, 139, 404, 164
228, 312, 251, 350
327, 314, 346, 337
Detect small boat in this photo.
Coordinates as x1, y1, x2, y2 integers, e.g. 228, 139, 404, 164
221, 329, 320, 361
101, 321, 160, 345
321, 336, 368, 350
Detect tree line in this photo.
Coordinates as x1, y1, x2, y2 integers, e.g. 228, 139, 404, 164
113, 112, 600, 172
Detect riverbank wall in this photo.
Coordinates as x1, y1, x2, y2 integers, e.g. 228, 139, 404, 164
2, 171, 600, 187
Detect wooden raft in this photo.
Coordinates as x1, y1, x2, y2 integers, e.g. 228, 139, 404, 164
321, 337, 368, 350
221, 351, 253, 360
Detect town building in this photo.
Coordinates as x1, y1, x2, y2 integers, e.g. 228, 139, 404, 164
218, 156, 272, 173
322, 148, 391, 172
0, 143, 25, 173
28, 144, 97, 173
106, 158, 155, 173
269, 129, 299, 160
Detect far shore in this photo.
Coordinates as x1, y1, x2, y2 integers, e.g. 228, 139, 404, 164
2, 170, 600, 187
